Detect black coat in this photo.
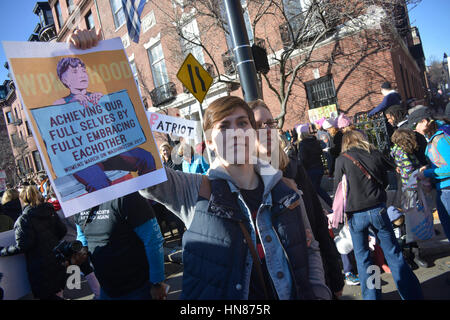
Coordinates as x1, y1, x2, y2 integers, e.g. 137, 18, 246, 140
0, 203, 67, 299
284, 150, 345, 295
1, 198, 22, 222
298, 136, 324, 171
334, 147, 394, 213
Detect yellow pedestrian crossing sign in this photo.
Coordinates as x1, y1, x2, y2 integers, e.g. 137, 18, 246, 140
177, 53, 213, 104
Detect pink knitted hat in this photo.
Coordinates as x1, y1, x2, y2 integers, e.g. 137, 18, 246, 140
315, 117, 326, 128
337, 114, 352, 129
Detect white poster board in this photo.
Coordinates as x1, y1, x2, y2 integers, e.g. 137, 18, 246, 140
3, 39, 167, 217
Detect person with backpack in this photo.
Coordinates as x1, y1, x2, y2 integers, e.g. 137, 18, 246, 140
74, 192, 167, 300
141, 96, 331, 300
410, 107, 450, 242
334, 129, 423, 300
69, 28, 330, 300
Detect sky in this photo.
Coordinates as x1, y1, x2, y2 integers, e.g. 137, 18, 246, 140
0, 0, 449, 82
408, 0, 450, 63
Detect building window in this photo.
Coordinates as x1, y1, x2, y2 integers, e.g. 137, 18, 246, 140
6, 111, 12, 124
66, 0, 75, 15
32, 151, 43, 172
25, 156, 31, 171
17, 159, 25, 175
39, 10, 46, 25
180, 19, 204, 64
55, 1, 64, 28
85, 10, 94, 30
25, 121, 32, 136
110, 0, 126, 29
148, 42, 169, 88
305, 75, 338, 109
129, 60, 142, 95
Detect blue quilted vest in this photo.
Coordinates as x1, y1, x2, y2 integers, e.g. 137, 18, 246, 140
181, 178, 316, 300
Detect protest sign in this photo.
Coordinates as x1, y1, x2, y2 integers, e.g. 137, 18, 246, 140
0, 231, 31, 300
3, 38, 166, 216
308, 104, 338, 124
147, 111, 198, 140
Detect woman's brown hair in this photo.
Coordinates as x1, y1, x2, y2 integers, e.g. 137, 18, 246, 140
391, 128, 418, 154
19, 185, 44, 207
341, 129, 375, 153
203, 96, 256, 138
1, 189, 19, 205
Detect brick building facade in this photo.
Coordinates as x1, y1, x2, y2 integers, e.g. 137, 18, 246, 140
46, 0, 426, 132
2, 0, 429, 169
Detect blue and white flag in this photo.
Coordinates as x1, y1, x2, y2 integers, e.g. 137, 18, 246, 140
122, 0, 146, 43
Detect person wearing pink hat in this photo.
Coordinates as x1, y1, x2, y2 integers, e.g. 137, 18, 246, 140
337, 114, 352, 129
315, 117, 326, 129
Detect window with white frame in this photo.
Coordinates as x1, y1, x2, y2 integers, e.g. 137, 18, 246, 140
32, 150, 44, 172
129, 59, 142, 95
147, 42, 169, 88
55, 1, 64, 28
282, 0, 304, 34
110, 0, 126, 29
85, 10, 95, 30
66, 0, 75, 15
180, 19, 204, 64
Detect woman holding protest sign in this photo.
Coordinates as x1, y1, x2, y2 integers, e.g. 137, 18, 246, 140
69, 28, 331, 300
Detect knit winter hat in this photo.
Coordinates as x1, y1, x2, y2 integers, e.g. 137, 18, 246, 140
322, 118, 335, 130
315, 117, 326, 128
296, 124, 310, 135
337, 114, 352, 129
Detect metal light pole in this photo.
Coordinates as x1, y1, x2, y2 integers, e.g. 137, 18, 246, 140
223, 0, 261, 102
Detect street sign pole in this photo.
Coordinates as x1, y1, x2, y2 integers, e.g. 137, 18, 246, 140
224, 0, 261, 102
177, 54, 214, 165
196, 102, 212, 165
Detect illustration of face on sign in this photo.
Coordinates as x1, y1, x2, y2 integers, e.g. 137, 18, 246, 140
3, 38, 166, 217
31, 56, 156, 201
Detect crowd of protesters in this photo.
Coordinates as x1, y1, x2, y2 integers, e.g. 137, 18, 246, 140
1, 28, 449, 301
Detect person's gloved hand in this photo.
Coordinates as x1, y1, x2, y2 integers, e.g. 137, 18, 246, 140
119, 148, 156, 175
73, 164, 111, 192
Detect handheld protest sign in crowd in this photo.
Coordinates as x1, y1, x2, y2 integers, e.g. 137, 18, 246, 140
3, 38, 166, 217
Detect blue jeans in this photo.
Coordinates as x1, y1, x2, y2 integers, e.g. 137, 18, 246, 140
341, 251, 357, 274
348, 204, 423, 300
436, 189, 450, 242
307, 168, 333, 208
99, 282, 151, 300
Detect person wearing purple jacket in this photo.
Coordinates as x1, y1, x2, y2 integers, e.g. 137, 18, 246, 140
368, 82, 402, 117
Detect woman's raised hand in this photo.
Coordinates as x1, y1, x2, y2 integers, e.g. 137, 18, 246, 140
67, 28, 102, 50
